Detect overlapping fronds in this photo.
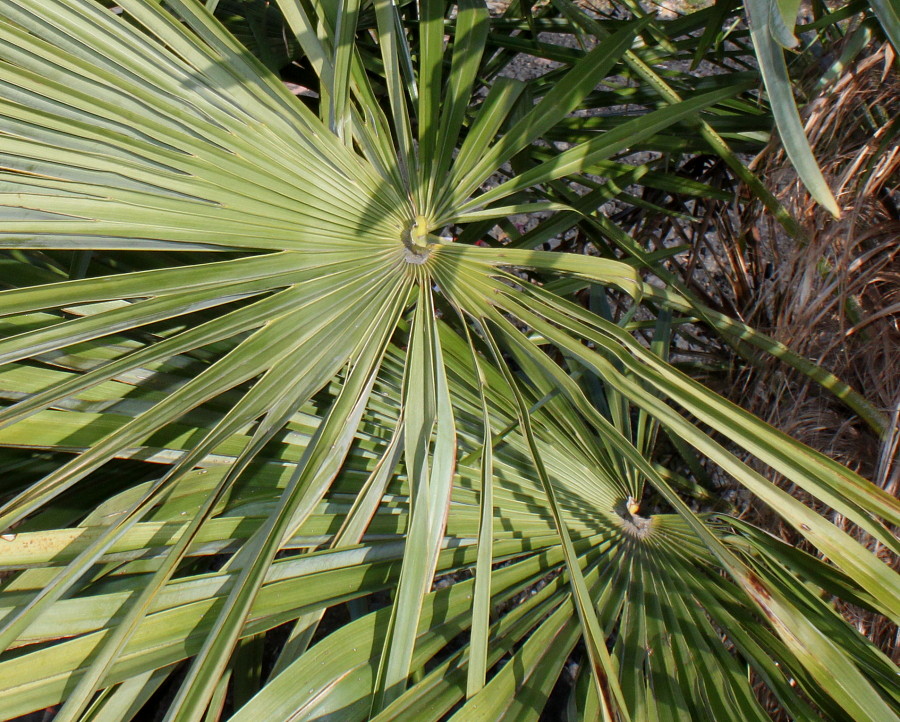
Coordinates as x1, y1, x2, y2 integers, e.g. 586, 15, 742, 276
0, 1, 897, 720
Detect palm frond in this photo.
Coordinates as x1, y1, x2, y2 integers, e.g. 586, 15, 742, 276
0, 1, 897, 720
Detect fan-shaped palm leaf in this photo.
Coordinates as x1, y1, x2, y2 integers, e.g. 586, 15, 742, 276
0, 1, 897, 720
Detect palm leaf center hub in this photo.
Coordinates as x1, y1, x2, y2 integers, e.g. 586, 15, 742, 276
401, 214, 448, 265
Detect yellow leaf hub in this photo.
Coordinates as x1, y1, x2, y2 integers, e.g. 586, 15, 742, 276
626, 495, 640, 515
401, 215, 451, 266
411, 214, 430, 249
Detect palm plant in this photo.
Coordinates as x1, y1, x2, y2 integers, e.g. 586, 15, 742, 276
0, 0, 897, 720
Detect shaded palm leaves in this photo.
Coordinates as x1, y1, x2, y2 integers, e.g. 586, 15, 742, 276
0, 1, 897, 720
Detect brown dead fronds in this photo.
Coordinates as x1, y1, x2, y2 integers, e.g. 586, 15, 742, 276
732, 40, 899, 675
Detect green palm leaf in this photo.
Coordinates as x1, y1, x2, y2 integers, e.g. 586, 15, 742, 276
0, 1, 897, 720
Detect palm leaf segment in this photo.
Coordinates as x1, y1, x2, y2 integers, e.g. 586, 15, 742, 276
0, 1, 897, 720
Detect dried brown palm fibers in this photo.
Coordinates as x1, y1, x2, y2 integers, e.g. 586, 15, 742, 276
734, 39, 899, 678
613, 37, 898, 718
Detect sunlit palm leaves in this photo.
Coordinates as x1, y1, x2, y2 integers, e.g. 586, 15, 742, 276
0, 0, 897, 720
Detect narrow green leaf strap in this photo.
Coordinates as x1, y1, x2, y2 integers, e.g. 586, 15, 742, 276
373, 285, 457, 710
480, 317, 631, 722
461, 323, 494, 697
438, 17, 648, 216
745, 0, 841, 216
426, 0, 490, 217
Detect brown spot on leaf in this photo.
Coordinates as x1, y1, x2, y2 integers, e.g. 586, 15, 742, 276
746, 573, 779, 624
747, 572, 771, 600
